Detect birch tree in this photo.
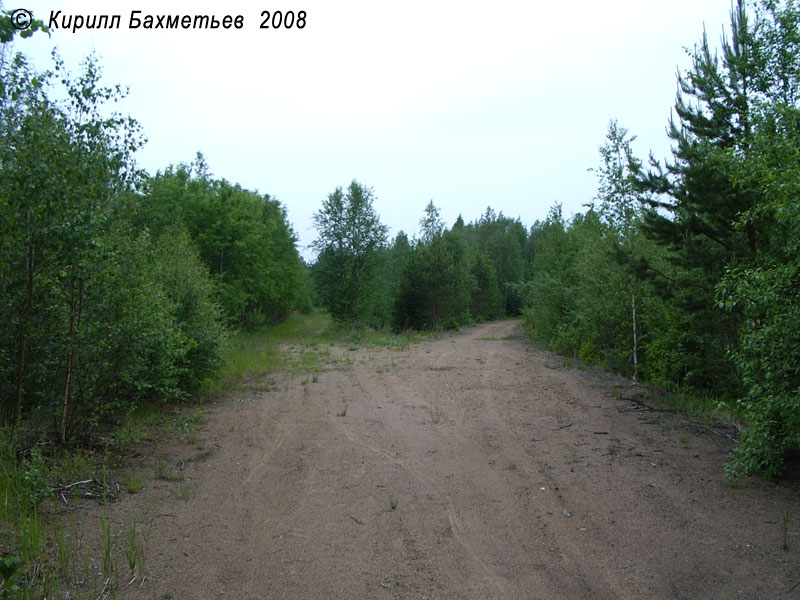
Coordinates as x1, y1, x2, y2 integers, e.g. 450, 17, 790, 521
592, 120, 647, 381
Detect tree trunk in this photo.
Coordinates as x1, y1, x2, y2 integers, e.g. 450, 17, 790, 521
61, 272, 84, 444
13, 245, 35, 437
630, 275, 639, 383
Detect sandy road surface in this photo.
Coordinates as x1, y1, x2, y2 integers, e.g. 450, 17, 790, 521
98, 320, 798, 599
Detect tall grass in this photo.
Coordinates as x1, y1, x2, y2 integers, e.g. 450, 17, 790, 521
0, 443, 37, 536
0, 429, 151, 598
0, 434, 59, 597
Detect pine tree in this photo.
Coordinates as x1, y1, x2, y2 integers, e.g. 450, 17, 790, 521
634, 0, 764, 389
394, 203, 473, 330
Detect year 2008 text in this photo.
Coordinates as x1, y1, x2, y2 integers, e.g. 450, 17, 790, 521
260, 11, 306, 29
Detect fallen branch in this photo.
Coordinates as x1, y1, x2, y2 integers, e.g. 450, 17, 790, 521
686, 421, 740, 446
60, 478, 93, 490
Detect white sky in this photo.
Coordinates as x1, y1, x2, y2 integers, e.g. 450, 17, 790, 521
14, 0, 734, 260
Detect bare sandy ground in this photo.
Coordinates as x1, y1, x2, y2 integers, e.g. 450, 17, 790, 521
79, 320, 799, 599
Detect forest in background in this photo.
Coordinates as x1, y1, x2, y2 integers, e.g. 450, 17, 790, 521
1, 0, 799, 484
309, 0, 800, 481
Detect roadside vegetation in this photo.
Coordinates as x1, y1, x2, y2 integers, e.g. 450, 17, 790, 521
0, 308, 432, 598
519, 0, 800, 481
308, 0, 800, 483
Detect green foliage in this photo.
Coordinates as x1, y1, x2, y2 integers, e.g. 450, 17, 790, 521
520, 195, 686, 382
0, 50, 231, 444
0, 25, 317, 600
311, 198, 527, 331
642, 0, 800, 476
518, 0, 800, 477
381, 232, 412, 322
140, 156, 307, 327
419, 200, 445, 243
461, 208, 527, 315
718, 104, 800, 478
0, 556, 21, 597
0, 51, 161, 438
589, 120, 654, 380
394, 207, 473, 330
631, 0, 799, 393
470, 254, 501, 321
523, 210, 595, 358
0, 4, 48, 44
150, 229, 227, 392
520, 204, 576, 352
311, 180, 388, 326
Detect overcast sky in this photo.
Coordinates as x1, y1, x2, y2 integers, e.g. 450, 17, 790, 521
14, 0, 734, 260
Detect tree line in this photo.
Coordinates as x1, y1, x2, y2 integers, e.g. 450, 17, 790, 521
0, 18, 310, 443
310, 185, 528, 331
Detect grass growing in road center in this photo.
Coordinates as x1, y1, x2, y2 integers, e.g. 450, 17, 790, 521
213, 312, 435, 388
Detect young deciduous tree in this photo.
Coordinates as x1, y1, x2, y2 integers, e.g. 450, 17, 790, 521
592, 120, 647, 381
419, 200, 444, 244
312, 180, 388, 325
718, 104, 800, 479
1, 51, 227, 444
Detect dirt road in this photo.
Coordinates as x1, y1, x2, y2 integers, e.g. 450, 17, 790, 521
103, 320, 798, 599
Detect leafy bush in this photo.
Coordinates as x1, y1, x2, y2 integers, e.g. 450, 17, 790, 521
152, 229, 227, 392
142, 158, 308, 327
718, 105, 800, 478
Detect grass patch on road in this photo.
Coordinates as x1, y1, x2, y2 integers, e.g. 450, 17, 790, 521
215, 312, 339, 381
214, 312, 434, 385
